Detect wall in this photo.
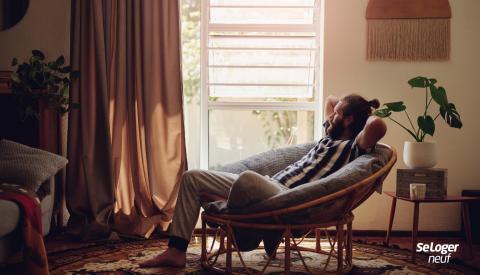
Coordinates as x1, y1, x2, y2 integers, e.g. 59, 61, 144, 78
324, 0, 480, 230
0, 0, 71, 225
0, 0, 70, 70
2, 0, 478, 232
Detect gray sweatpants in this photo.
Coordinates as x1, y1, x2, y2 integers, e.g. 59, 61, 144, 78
169, 169, 238, 241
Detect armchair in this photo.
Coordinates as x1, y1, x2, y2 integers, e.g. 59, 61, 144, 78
200, 143, 396, 274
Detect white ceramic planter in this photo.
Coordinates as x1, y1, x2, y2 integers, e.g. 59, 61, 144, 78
403, 141, 437, 169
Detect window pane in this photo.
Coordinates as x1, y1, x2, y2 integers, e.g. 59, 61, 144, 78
208, 109, 314, 169
209, 67, 314, 86
210, 7, 314, 24
209, 86, 313, 99
209, 36, 316, 49
209, 49, 315, 66
181, 0, 201, 168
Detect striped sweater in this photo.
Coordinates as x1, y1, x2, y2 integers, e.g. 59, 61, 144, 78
272, 136, 366, 188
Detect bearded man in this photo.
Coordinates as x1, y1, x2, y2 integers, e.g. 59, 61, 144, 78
140, 94, 387, 268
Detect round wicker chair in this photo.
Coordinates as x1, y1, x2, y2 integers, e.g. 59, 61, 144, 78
200, 144, 397, 274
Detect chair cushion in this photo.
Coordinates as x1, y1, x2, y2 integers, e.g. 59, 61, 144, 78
218, 142, 316, 176
204, 144, 392, 253
0, 139, 68, 194
205, 144, 392, 216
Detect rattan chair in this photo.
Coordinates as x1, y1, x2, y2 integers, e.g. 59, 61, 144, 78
200, 144, 397, 274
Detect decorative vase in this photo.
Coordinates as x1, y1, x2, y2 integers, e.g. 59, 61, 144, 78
403, 141, 437, 169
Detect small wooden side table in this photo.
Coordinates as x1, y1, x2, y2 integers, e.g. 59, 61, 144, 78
384, 191, 478, 260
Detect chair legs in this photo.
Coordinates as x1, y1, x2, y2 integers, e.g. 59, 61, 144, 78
315, 228, 322, 252
346, 221, 353, 267
337, 224, 344, 272
284, 228, 292, 273
201, 218, 207, 263
225, 227, 232, 274
311, 224, 353, 274
201, 214, 354, 274
334, 222, 353, 273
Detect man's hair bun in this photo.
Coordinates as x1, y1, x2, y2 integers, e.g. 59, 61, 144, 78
368, 99, 380, 109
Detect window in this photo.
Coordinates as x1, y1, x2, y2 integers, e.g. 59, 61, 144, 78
181, 0, 324, 169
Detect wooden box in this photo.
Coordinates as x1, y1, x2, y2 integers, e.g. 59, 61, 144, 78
396, 168, 447, 198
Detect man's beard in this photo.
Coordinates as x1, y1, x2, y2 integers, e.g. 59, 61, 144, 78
326, 119, 344, 139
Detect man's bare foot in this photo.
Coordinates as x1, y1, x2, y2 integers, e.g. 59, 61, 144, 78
139, 247, 187, 268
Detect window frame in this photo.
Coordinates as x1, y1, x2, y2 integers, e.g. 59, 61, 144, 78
199, 0, 325, 169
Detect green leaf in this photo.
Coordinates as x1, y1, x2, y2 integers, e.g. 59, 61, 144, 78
373, 108, 391, 118
61, 86, 69, 97
384, 101, 406, 112
48, 62, 58, 70
428, 78, 437, 85
418, 115, 435, 136
55, 55, 65, 66
31, 55, 42, 63
32, 49, 45, 60
430, 86, 448, 107
60, 65, 72, 73
11, 72, 21, 83
11, 58, 18, 66
408, 76, 429, 88
440, 103, 462, 128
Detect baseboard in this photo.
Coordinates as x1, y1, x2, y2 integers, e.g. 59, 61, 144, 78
351, 230, 463, 238
193, 228, 464, 238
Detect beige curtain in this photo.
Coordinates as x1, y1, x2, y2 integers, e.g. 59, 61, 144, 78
67, 0, 186, 239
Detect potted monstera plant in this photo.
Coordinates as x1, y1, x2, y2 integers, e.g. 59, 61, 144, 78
10, 49, 79, 120
374, 76, 462, 168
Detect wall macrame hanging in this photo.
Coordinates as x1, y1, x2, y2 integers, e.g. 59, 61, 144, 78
366, 0, 451, 61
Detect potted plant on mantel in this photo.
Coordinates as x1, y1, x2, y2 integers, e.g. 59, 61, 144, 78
10, 49, 79, 120
374, 76, 463, 168
9, 49, 79, 152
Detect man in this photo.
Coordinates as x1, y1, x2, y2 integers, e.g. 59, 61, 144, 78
140, 94, 387, 268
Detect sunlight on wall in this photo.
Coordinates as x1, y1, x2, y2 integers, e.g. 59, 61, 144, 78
324, 0, 480, 231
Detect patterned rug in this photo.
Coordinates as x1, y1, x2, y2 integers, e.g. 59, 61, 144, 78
48, 236, 479, 274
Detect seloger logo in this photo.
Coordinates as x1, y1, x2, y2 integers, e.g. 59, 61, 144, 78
416, 242, 460, 263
